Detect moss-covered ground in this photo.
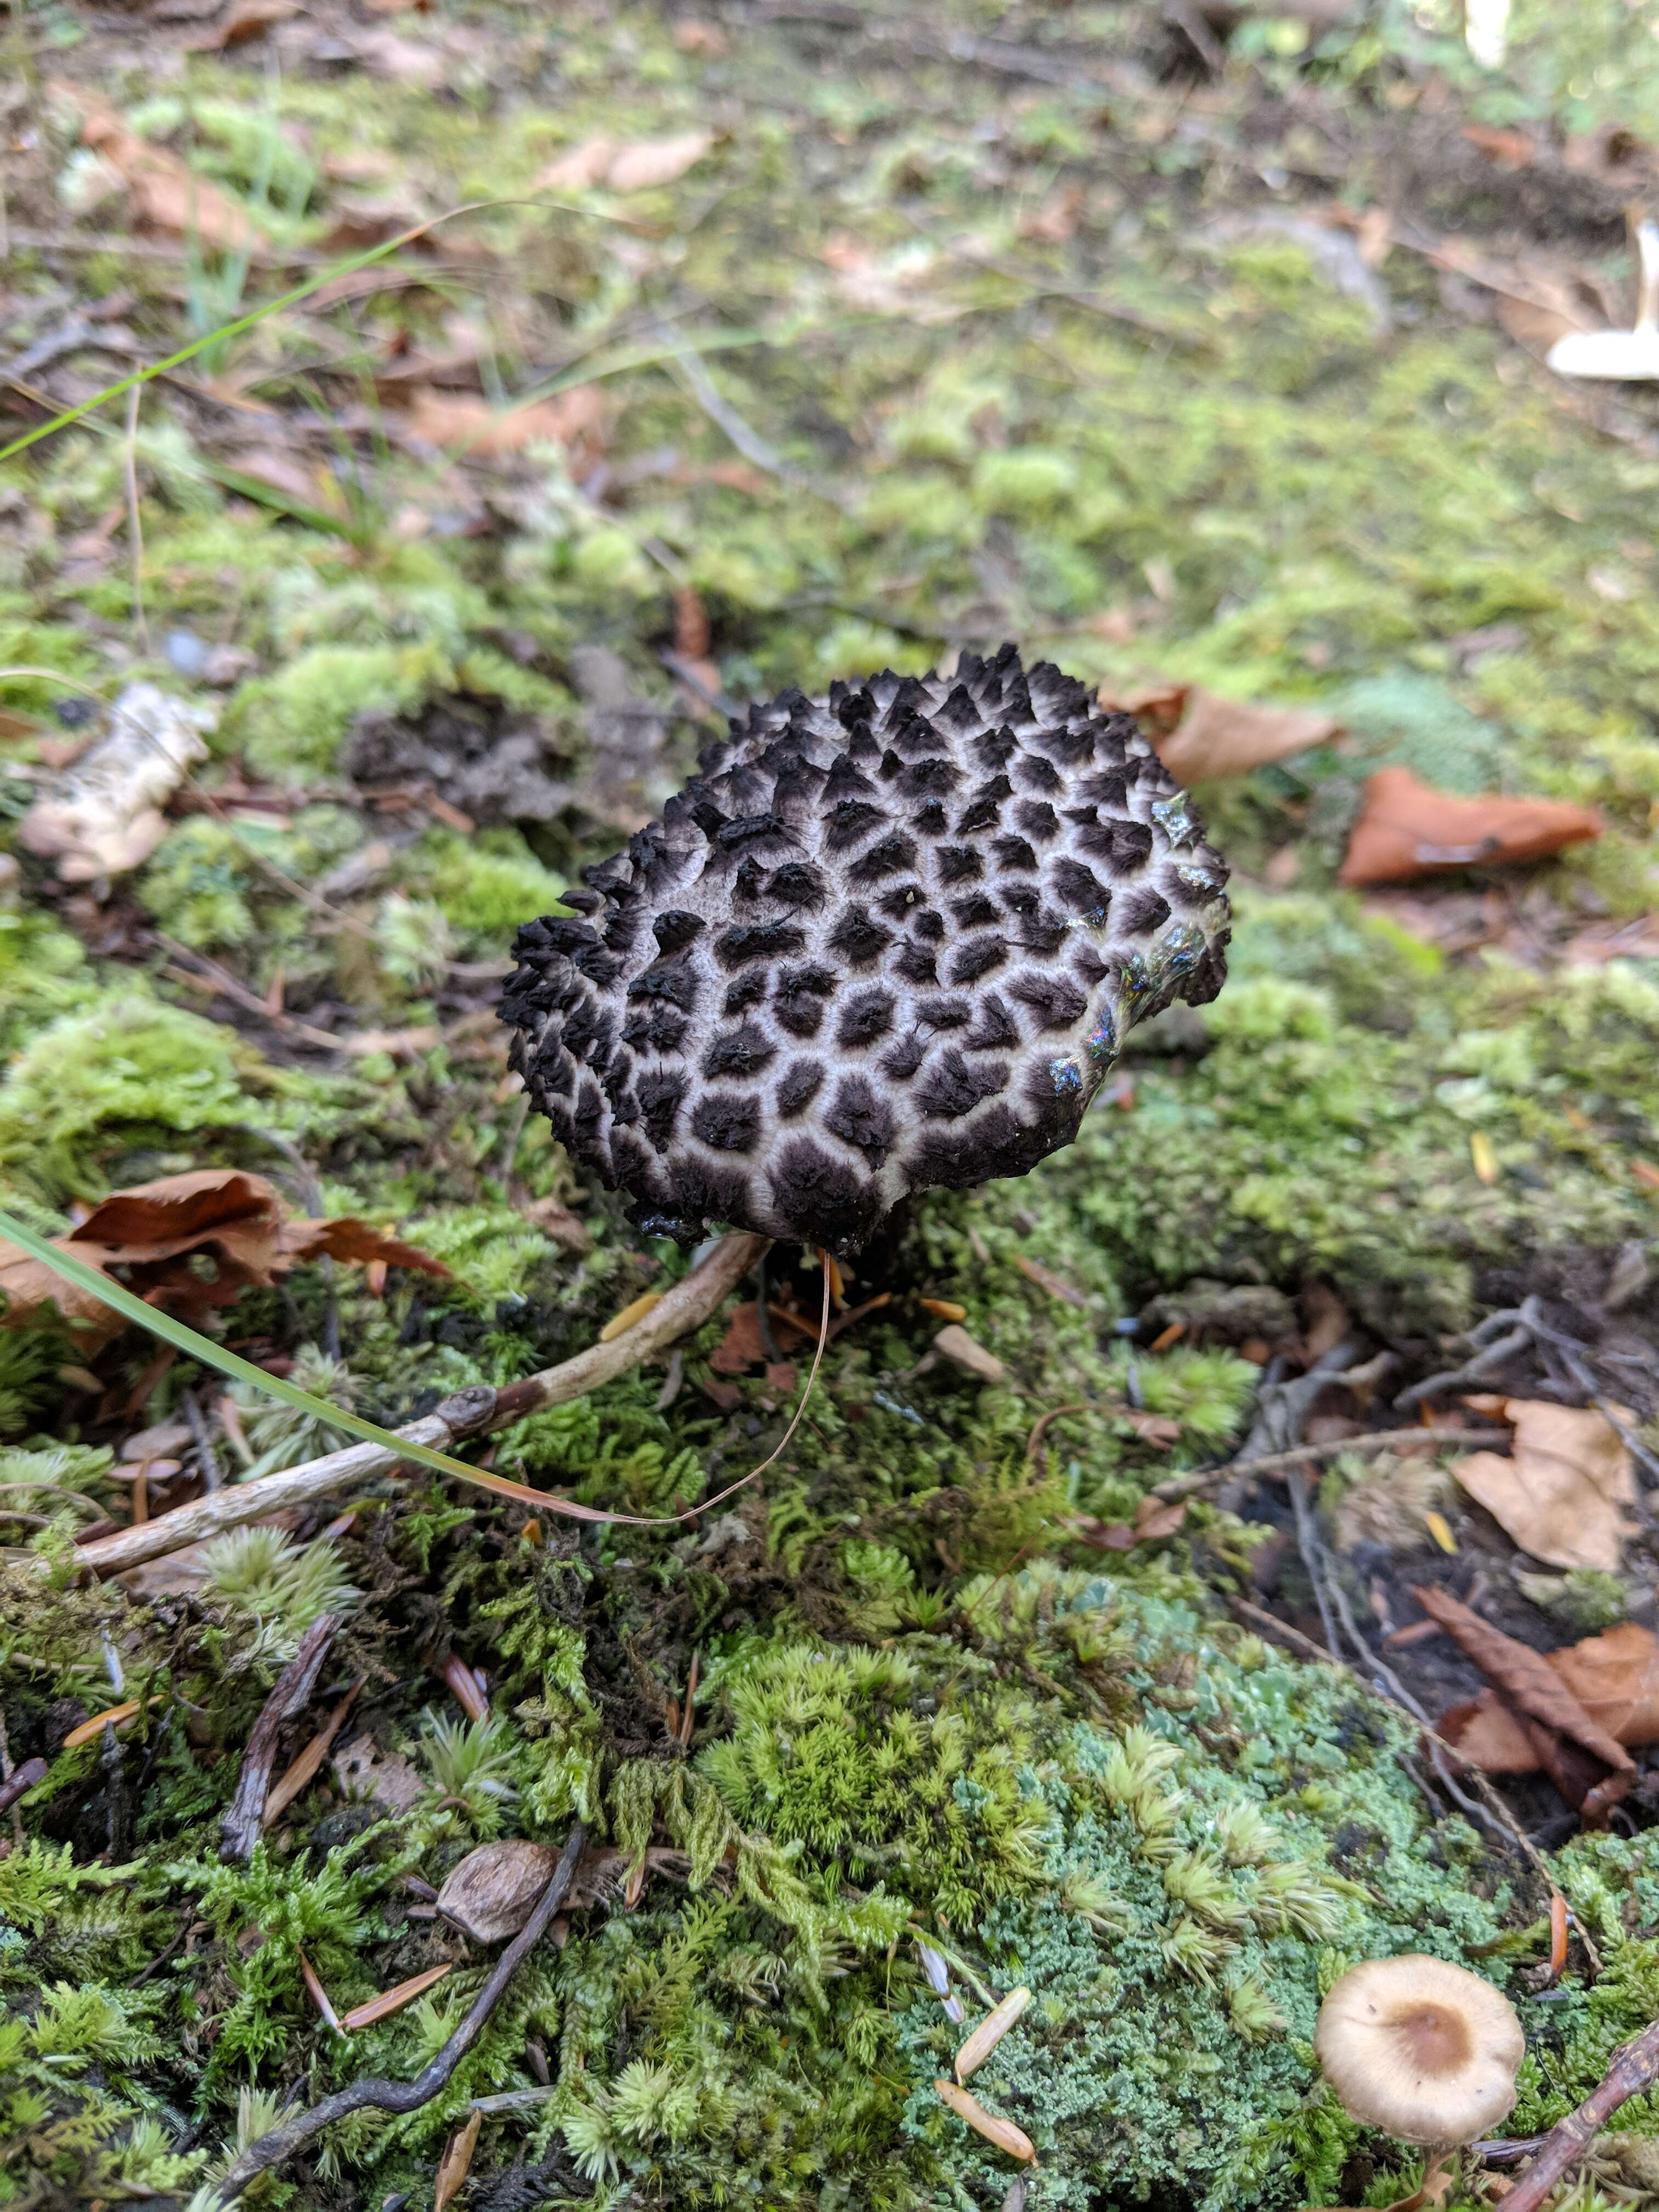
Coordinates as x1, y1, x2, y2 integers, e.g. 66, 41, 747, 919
3, 3, 1659, 2207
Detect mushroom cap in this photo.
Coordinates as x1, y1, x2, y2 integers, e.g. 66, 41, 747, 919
1314, 1954, 1525, 2147
500, 646, 1230, 1254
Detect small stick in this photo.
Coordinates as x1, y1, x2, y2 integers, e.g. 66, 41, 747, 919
0, 1756, 47, 1817
1496, 2016, 1659, 2212
212, 1822, 585, 2204
219, 1615, 340, 1862
1151, 1427, 1502, 1502
77, 1232, 768, 1576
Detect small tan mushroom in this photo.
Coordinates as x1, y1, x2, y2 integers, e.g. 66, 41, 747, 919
1315, 1954, 1524, 2149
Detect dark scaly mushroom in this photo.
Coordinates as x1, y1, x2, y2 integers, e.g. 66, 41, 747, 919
500, 646, 1231, 1256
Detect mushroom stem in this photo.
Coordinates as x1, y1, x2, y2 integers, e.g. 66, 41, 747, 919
75, 1232, 769, 1575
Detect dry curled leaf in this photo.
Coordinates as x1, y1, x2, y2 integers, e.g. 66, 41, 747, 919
434, 2108, 482, 2212
437, 1839, 561, 1944
1449, 1397, 1637, 1572
1414, 1584, 1635, 1792
0, 1169, 449, 1346
1015, 1256, 1087, 1308
401, 386, 607, 466
331, 1733, 426, 1814
933, 1324, 1007, 1385
1440, 1622, 1659, 1773
1339, 766, 1601, 885
185, 0, 300, 49
521, 1195, 595, 1255
1101, 680, 1338, 783
51, 83, 268, 254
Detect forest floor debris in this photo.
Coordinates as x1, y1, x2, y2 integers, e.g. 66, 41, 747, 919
4, 2, 1659, 2208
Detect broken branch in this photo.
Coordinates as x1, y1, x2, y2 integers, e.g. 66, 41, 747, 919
1497, 2016, 1659, 2212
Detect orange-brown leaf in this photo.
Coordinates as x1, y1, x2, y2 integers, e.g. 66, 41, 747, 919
1340, 767, 1601, 886
1413, 1584, 1634, 1772
1449, 1397, 1637, 1573
435, 2110, 482, 2212
340, 1962, 453, 2033
1102, 680, 1338, 783
0, 1169, 447, 1344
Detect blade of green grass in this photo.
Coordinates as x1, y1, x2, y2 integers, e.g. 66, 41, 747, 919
0, 1206, 608, 1517
0, 195, 714, 467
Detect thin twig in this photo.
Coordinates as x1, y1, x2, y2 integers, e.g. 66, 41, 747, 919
654, 317, 852, 510
1497, 2016, 1659, 2212
214, 1823, 585, 2202
182, 1390, 223, 1495
1151, 1426, 1500, 1502
219, 1615, 340, 1862
0, 1757, 47, 1818
123, 381, 149, 657
77, 1233, 769, 1576
1519, 1298, 1659, 1488
1288, 1469, 1341, 1662
1024, 1403, 1094, 1466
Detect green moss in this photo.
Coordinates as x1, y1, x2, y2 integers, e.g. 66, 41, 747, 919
0, 990, 345, 1204
411, 827, 570, 949
222, 643, 441, 779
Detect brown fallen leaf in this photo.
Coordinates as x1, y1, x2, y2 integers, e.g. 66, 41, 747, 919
263, 1683, 362, 1830
1413, 1584, 1634, 1776
1101, 680, 1338, 783
0, 1167, 449, 1347
400, 386, 606, 467
1339, 767, 1601, 886
1071, 1492, 1188, 1550
1449, 1398, 1637, 1573
710, 1301, 770, 1376
17, 682, 213, 883
534, 131, 712, 196
1440, 1622, 1659, 1774
339, 1962, 453, 2033
51, 83, 268, 255
434, 2109, 482, 2211
331, 1733, 426, 1814
521, 1195, 594, 1255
